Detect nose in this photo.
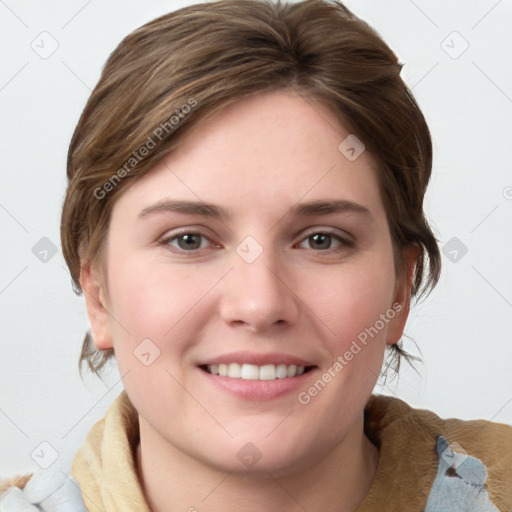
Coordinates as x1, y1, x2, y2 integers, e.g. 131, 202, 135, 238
219, 241, 301, 333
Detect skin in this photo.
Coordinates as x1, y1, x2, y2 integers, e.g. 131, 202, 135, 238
81, 90, 417, 512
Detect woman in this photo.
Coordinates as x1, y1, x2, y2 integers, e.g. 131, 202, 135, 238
1, 0, 511, 510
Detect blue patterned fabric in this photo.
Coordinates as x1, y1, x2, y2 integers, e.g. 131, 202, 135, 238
425, 435, 500, 511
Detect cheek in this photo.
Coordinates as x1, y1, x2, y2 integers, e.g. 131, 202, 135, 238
310, 256, 397, 350
107, 257, 191, 335
104, 260, 199, 414
105, 258, 220, 371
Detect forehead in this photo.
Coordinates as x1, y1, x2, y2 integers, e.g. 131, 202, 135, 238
111, 91, 384, 223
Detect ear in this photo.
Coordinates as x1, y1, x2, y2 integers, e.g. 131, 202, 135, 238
80, 260, 113, 350
386, 245, 419, 345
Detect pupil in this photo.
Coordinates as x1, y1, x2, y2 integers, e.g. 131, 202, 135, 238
179, 234, 200, 250
311, 233, 330, 249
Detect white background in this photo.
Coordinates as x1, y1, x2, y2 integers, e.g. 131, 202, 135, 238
1, 0, 511, 476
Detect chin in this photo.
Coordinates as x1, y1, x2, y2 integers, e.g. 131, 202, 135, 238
195, 433, 321, 478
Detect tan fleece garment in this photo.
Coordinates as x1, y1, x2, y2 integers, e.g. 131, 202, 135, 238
70, 391, 512, 512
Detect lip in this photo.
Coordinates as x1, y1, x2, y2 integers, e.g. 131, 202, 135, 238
196, 351, 318, 401
198, 366, 317, 401
198, 351, 315, 367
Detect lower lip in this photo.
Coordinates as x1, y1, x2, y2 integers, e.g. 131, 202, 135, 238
198, 367, 316, 401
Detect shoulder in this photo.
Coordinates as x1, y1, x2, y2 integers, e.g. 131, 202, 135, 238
365, 393, 512, 447
436, 410, 512, 510
363, 394, 512, 510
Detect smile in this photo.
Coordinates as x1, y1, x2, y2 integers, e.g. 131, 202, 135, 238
203, 363, 315, 380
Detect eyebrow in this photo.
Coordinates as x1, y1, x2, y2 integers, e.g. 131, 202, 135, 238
138, 199, 372, 221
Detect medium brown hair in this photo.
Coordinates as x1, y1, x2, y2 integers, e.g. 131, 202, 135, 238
60, 0, 441, 379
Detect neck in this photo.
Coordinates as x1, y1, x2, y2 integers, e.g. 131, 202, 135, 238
135, 416, 378, 512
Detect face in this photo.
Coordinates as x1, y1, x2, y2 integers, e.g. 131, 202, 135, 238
82, 90, 414, 476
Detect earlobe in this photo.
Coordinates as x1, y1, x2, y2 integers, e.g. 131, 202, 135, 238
80, 261, 113, 350
386, 245, 419, 345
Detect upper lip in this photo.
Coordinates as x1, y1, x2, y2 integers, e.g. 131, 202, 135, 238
199, 351, 316, 367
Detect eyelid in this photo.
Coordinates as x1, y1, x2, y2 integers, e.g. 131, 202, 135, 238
158, 228, 218, 251
159, 225, 355, 255
299, 226, 354, 244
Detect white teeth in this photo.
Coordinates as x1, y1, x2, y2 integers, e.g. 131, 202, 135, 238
227, 363, 241, 378
240, 364, 259, 380
218, 363, 228, 377
276, 364, 288, 378
205, 363, 310, 380
259, 364, 276, 380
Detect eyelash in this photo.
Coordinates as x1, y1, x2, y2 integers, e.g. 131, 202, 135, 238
158, 228, 354, 255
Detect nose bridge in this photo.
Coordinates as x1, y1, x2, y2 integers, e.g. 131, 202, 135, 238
219, 234, 299, 330
237, 238, 281, 294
